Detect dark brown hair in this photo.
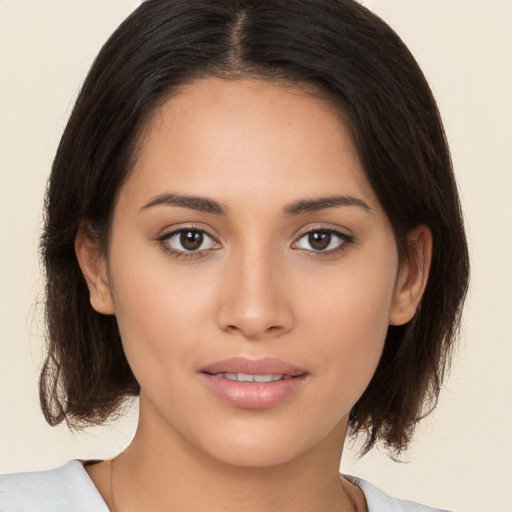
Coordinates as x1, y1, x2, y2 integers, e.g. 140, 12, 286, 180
40, 0, 469, 455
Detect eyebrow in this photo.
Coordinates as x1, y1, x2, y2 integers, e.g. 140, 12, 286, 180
283, 195, 373, 216
141, 192, 372, 216
141, 193, 227, 215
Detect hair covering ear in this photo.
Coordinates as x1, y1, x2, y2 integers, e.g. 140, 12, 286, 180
389, 225, 432, 326
75, 224, 115, 315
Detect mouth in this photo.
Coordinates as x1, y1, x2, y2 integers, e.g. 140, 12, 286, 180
200, 357, 309, 410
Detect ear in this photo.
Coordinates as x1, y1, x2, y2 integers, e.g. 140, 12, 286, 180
389, 225, 432, 326
75, 223, 115, 315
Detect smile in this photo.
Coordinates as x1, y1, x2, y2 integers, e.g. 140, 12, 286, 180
200, 357, 309, 409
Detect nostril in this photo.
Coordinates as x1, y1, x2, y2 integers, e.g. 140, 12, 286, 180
216, 293, 294, 339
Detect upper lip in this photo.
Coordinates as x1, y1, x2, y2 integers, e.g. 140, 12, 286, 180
200, 357, 307, 376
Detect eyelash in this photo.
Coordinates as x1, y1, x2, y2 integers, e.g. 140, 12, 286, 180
156, 227, 220, 260
292, 227, 355, 256
156, 226, 354, 260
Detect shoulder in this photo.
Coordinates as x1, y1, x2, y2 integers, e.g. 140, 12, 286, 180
346, 476, 453, 512
0, 460, 108, 512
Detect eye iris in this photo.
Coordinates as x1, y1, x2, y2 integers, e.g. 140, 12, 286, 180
308, 231, 331, 250
180, 230, 203, 250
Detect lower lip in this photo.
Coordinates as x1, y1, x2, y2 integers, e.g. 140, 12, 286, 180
201, 373, 308, 409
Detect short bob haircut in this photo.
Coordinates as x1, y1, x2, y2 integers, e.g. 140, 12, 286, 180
40, 0, 469, 455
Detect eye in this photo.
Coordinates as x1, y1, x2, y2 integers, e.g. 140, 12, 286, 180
160, 228, 219, 254
293, 229, 353, 253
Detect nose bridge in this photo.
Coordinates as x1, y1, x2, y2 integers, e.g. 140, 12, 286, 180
216, 239, 293, 339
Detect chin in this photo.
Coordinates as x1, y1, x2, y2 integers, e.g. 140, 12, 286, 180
207, 442, 305, 469
191, 416, 341, 469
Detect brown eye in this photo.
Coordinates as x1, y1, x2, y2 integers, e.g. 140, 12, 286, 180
308, 231, 331, 250
180, 230, 203, 250
294, 229, 350, 253
163, 229, 217, 253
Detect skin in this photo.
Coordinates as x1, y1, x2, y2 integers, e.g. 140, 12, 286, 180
77, 77, 431, 511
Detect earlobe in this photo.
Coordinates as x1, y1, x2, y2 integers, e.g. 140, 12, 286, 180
389, 225, 432, 326
75, 224, 115, 315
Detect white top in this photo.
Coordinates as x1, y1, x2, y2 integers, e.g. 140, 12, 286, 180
0, 460, 451, 511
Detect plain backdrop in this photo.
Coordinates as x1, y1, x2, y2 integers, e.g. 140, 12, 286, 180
1, 1, 511, 511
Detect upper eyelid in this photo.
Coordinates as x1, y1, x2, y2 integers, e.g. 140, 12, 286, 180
293, 224, 353, 239
157, 224, 220, 242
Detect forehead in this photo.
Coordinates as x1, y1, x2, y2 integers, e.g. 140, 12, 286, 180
122, 77, 378, 211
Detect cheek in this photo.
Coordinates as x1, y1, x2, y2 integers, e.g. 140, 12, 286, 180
107, 248, 217, 386
305, 255, 396, 344
303, 254, 397, 394
110, 234, 216, 324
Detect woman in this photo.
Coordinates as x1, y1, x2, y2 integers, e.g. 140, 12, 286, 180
0, 1, 469, 510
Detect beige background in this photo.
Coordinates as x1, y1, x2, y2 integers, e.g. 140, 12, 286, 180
1, 1, 511, 511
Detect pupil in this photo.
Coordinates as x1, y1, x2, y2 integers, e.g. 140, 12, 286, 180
309, 231, 331, 250
180, 231, 203, 250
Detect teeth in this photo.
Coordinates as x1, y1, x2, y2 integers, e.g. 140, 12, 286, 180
219, 373, 285, 382
254, 374, 274, 383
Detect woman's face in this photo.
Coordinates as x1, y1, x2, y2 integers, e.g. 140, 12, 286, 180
87, 78, 415, 467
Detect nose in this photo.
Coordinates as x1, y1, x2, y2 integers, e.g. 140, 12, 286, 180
216, 249, 294, 341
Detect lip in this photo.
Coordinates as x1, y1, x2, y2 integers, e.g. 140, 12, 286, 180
200, 357, 309, 410
201, 356, 307, 376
